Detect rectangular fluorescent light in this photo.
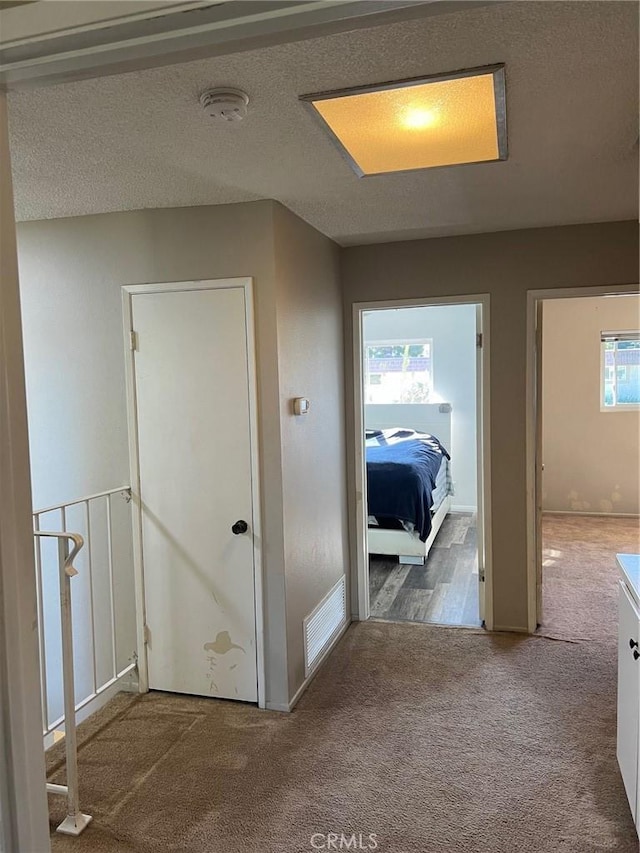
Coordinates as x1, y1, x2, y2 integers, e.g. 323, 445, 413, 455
300, 65, 507, 177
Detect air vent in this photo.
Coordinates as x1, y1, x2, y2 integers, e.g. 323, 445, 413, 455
304, 576, 346, 676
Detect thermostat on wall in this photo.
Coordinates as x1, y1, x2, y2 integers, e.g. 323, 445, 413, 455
293, 397, 310, 415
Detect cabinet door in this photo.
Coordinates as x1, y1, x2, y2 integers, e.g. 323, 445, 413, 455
617, 580, 640, 823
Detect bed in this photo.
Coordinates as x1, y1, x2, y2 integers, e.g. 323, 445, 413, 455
365, 403, 453, 565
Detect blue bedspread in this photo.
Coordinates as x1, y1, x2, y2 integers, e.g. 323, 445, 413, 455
366, 430, 450, 543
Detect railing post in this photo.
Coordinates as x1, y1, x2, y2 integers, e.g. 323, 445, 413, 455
53, 535, 91, 836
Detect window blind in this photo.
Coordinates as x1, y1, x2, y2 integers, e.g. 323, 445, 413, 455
601, 330, 640, 343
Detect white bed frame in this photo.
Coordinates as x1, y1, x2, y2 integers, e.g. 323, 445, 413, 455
365, 403, 453, 565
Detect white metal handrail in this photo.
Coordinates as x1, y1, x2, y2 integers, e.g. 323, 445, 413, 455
33, 485, 137, 837
34, 485, 132, 516
34, 486, 136, 737
33, 531, 92, 837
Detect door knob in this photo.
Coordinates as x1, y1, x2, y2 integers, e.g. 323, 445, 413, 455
231, 520, 248, 535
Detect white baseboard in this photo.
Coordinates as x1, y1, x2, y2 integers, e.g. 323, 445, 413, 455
44, 670, 139, 749
76, 672, 139, 722
451, 505, 477, 513
543, 510, 640, 518
266, 618, 351, 713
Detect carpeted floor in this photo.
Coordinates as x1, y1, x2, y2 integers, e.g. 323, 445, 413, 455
48, 515, 640, 852
539, 513, 639, 641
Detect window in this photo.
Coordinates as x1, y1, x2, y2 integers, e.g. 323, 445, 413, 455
601, 331, 640, 410
364, 339, 433, 403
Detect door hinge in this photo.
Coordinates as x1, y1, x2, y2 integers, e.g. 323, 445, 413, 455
476, 332, 483, 349
143, 624, 150, 645
479, 566, 485, 582
130, 330, 138, 351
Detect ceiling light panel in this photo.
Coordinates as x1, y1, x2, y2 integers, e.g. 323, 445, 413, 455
301, 65, 507, 176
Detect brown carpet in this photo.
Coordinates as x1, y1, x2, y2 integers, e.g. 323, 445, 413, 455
540, 513, 640, 641
48, 515, 639, 852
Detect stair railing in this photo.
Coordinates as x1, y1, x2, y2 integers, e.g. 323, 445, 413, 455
33, 485, 136, 836
33, 531, 91, 836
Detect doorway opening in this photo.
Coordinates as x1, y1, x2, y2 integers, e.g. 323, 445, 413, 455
527, 287, 640, 635
353, 296, 492, 630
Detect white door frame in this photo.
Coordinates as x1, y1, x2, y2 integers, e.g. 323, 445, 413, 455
121, 277, 266, 708
525, 282, 639, 632
352, 293, 493, 630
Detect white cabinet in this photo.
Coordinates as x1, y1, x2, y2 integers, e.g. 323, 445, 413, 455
617, 575, 640, 833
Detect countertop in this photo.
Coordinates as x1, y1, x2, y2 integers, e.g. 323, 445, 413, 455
618, 553, 640, 609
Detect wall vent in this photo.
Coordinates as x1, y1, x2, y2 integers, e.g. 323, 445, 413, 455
303, 576, 346, 676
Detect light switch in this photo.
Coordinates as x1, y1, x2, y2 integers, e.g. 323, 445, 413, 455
293, 397, 310, 415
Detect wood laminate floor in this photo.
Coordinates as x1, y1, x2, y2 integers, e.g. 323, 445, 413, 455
369, 512, 481, 627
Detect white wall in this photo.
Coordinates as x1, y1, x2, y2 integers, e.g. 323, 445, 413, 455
363, 304, 477, 508
542, 294, 640, 514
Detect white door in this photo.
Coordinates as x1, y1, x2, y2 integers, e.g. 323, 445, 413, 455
130, 284, 258, 702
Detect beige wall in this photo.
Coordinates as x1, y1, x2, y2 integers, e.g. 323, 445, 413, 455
341, 221, 639, 631
16, 204, 638, 700
17, 200, 348, 709
542, 295, 640, 515
273, 203, 348, 698
16, 202, 287, 707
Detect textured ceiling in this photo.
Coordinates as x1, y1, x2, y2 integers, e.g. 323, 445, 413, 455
7, 1, 639, 245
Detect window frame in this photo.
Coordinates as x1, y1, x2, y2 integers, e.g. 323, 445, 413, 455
600, 330, 640, 412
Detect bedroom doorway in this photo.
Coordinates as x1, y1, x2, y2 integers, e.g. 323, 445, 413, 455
353, 295, 492, 630
526, 285, 640, 633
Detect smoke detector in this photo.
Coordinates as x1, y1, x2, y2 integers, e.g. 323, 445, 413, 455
200, 88, 249, 122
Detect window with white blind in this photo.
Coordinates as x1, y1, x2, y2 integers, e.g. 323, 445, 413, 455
601, 330, 640, 410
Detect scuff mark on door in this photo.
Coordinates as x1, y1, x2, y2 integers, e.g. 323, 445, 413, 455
204, 631, 245, 655
204, 631, 245, 695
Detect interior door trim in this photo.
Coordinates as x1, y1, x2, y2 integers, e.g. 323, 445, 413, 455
121, 277, 265, 708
